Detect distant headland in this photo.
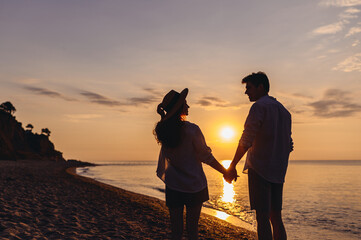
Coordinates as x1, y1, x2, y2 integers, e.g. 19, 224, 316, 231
0, 101, 65, 161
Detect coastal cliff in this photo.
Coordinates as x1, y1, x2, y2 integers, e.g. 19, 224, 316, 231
0, 103, 65, 161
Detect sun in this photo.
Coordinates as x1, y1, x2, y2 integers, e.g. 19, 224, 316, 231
220, 126, 235, 141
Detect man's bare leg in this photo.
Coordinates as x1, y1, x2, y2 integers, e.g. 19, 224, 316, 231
270, 210, 287, 240
256, 211, 272, 240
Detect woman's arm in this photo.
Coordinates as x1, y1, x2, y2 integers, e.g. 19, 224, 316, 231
208, 159, 227, 175
192, 124, 228, 175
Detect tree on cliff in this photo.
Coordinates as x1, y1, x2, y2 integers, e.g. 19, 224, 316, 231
0, 101, 16, 115
41, 128, 51, 136
26, 124, 34, 131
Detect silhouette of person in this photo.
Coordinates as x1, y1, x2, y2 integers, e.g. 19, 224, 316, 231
224, 72, 293, 240
154, 88, 228, 240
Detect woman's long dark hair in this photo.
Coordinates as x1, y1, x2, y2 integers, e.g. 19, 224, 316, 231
154, 106, 185, 148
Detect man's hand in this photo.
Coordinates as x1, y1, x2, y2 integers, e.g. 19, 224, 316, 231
226, 143, 247, 183
223, 167, 238, 184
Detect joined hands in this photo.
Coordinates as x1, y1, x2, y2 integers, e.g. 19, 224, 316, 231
223, 167, 238, 184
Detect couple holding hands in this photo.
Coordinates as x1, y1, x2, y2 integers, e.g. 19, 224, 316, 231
154, 72, 293, 240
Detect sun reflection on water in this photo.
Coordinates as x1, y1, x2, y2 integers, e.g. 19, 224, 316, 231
221, 160, 236, 203
215, 211, 230, 221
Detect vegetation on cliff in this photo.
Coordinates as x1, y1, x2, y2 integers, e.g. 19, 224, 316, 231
0, 101, 65, 161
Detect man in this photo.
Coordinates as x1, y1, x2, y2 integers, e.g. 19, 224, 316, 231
225, 72, 293, 240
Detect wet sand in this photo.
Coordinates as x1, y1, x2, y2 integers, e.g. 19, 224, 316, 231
0, 160, 256, 239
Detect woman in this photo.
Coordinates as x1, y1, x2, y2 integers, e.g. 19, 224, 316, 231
154, 88, 227, 240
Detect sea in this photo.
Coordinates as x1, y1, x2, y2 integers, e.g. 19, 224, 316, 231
77, 160, 361, 240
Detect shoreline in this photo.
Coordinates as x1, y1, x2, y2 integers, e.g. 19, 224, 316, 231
0, 160, 256, 239
74, 165, 256, 233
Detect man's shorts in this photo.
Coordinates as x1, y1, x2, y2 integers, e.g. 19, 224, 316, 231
248, 168, 283, 212
165, 186, 209, 208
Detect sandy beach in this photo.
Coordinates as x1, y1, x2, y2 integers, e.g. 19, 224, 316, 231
0, 160, 256, 239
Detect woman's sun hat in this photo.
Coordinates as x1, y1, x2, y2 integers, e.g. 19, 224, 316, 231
157, 88, 188, 121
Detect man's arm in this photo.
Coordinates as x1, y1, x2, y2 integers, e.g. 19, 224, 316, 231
225, 102, 262, 183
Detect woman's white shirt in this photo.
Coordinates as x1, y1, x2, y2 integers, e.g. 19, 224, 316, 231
156, 121, 216, 193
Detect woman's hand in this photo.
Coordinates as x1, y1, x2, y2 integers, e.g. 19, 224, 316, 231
223, 167, 238, 183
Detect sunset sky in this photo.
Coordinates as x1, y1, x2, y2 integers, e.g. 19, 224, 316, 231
1, 0, 361, 162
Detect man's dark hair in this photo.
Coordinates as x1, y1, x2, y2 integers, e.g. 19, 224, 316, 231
242, 71, 270, 93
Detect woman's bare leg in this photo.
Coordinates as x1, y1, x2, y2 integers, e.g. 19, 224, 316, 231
169, 206, 184, 240
186, 203, 203, 240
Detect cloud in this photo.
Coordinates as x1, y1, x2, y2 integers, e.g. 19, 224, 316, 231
127, 96, 158, 106
197, 96, 227, 107
328, 49, 341, 53
333, 53, 361, 72
311, 7, 360, 36
277, 91, 314, 101
345, 26, 361, 36
80, 91, 124, 107
126, 87, 161, 106
312, 21, 345, 35
339, 8, 360, 20
18, 78, 42, 84
80, 88, 160, 108
24, 86, 76, 101
195, 96, 240, 109
64, 114, 103, 123
319, 0, 361, 7
291, 93, 314, 100
308, 89, 361, 117
22, 83, 161, 110
286, 105, 308, 115
352, 39, 360, 46
324, 88, 352, 99
143, 87, 163, 96
275, 92, 313, 116
344, 7, 361, 13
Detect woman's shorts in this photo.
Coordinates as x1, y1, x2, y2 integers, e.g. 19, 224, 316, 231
248, 168, 283, 212
165, 186, 209, 208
